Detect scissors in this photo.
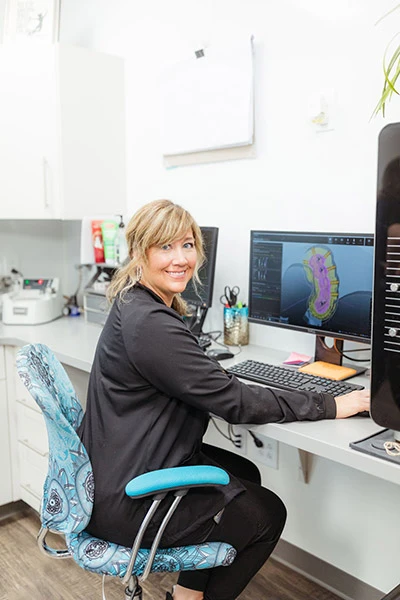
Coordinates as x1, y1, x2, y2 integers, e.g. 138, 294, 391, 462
220, 286, 240, 307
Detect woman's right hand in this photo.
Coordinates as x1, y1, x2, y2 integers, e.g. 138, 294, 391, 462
334, 389, 370, 419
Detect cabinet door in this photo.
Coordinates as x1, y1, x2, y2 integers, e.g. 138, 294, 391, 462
0, 45, 60, 219
58, 44, 126, 219
0, 379, 12, 506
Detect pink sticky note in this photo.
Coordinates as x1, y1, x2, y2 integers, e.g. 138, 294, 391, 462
283, 352, 312, 366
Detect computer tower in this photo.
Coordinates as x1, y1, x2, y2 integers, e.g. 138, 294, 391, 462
371, 123, 400, 431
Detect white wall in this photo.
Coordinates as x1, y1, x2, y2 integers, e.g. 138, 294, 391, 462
55, 0, 400, 594
0, 220, 83, 301
59, 0, 398, 355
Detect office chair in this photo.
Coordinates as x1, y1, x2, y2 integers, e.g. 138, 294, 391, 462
16, 343, 236, 599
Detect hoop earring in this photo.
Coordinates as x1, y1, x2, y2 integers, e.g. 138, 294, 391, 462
136, 266, 143, 282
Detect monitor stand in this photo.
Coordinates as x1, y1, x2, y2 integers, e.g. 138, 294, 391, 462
185, 305, 208, 337
350, 428, 400, 466
308, 335, 368, 381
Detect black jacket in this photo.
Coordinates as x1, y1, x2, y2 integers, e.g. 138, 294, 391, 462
78, 284, 336, 548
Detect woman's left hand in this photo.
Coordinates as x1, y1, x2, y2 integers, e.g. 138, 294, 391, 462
334, 389, 370, 419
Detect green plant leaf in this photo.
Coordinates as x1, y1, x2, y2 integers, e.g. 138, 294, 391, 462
373, 31, 400, 117
375, 3, 400, 26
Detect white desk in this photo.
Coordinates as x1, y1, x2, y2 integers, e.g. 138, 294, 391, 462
0, 317, 101, 373
212, 345, 395, 484
0, 317, 390, 482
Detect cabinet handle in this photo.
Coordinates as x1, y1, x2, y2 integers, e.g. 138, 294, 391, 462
21, 483, 42, 501
20, 438, 49, 458
43, 156, 50, 209
16, 397, 41, 414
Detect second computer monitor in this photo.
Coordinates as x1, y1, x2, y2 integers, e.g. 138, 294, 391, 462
181, 226, 219, 309
249, 231, 374, 344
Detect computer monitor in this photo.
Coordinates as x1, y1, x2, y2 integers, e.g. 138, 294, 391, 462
181, 226, 219, 335
249, 230, 374, 376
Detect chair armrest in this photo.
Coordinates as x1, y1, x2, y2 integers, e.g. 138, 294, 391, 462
125, 465, 229, 498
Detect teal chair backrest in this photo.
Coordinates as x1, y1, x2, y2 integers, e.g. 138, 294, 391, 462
16, 343, 93, 534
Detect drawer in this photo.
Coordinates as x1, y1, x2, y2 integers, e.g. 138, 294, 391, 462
85, 308, 108, 326
17, 402, 48, 456
18, 441, 47, 503
84, 293, 108, 312
20, 485, 41, 513
0, 379, 12, 506
14, 361, 42, 412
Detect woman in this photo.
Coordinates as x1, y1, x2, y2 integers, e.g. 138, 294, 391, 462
78, 199, 370, 600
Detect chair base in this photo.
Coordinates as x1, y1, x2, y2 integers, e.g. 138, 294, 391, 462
125, 576, 143, 600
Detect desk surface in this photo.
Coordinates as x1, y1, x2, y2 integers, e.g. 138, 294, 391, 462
0, 317, 397, 485
0, 316, 101, 372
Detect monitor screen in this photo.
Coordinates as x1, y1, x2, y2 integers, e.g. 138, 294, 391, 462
181, 226, 219, 309
249, 231, 374, 343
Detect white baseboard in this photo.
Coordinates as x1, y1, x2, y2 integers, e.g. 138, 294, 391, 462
273, 539, 383, 600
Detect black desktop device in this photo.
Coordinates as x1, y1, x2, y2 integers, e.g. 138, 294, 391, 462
350, 123, 400, 469
248, 230, 374, 373
181, 226, 219, 337
370, 124, 400, 435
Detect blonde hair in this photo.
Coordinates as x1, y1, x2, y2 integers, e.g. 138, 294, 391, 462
107, 199, 205, 315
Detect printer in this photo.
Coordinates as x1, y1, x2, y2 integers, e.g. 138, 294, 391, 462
2, 278, 64, 325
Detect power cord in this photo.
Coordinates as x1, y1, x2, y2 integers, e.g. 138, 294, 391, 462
229, 424, 242, 448
210, 418, 265, 450
333, 340, 371, 363
210, 418, 243, 448
249, 430, 264, 448
204, 330, 243, 356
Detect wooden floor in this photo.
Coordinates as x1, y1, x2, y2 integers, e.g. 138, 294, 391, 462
0, 507, 341, 600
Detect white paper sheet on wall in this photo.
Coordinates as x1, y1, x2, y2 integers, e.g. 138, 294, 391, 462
161, 36, 254, 156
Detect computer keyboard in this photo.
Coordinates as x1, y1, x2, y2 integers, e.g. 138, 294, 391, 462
227, 359, 365, 396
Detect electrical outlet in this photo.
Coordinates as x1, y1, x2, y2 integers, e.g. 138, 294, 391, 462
248, 432, 279, 469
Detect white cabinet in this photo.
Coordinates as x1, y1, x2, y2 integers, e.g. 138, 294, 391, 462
13, 352, 48, 511
2, 344, 90, 512
0, 43, 126, 219
0, 346, 13, 506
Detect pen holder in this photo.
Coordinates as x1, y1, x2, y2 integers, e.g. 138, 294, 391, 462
224, 306, 249, 346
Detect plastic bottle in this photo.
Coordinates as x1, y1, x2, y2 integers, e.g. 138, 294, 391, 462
91, 220, 105, 263
115, 215, 129, 265
101, 220, 118, 265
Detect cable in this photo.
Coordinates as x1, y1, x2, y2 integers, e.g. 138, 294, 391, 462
228, 424, 243, 448
333, 340, 371, 363
249, 430, 264, 448
384, 440, 400, 456
336, 347, 371, 353
210, 418, 243, 448
74, 264, 85, 297
204, 330, 243, 356
210, 417, 232, 443
339, 353, 370, 363
211, 419, 264, 450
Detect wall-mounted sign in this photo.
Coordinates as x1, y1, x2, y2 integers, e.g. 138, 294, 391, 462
3, 0, 60, 43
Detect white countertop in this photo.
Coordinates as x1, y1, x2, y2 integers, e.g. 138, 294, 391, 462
0, 316, 101, 372
0, 316, 397, 485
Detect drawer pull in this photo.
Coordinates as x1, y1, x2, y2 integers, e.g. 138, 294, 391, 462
21, 483, 42, 501
20, 439, 49, 457
16, 398, 41, 413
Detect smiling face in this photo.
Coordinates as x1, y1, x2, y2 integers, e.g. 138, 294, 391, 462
140, 228, 197, 306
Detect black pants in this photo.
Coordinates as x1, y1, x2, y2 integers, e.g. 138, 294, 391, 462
176, 444, 287, 600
